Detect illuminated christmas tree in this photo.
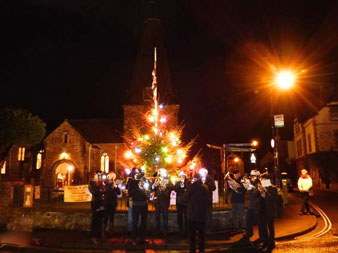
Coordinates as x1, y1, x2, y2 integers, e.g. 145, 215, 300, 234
122, 48, 201, 177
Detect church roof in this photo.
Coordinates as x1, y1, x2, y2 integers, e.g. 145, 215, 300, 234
69, 119, 123, 144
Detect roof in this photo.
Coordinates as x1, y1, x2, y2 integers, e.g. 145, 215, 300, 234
69, 119, 123, 144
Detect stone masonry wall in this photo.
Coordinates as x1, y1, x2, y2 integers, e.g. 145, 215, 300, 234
0, 181, 24, 225
43, 120, 89, 186
5, 208, 233, 233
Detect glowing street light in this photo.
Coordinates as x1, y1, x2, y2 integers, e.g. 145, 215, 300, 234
275, 70, 296, 90
251, 140, 259, 147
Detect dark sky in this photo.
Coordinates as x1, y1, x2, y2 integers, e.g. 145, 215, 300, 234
1, 0, 338, 161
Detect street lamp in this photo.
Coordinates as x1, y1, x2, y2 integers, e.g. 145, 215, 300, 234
275, 70, 296, 90
270, 69, 297, 188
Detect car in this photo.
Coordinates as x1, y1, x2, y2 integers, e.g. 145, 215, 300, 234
281, 172, 293, 192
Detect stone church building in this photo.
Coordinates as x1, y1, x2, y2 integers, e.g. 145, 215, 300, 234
0, 18, 179, 195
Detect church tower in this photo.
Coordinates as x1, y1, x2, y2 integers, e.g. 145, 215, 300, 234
124, 18, 179, 138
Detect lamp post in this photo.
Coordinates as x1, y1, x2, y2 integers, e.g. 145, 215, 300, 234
271, 70, 296, 188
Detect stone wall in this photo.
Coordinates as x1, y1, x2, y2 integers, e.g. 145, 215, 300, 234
43, 120, 89, 186
0, 181, 24, 225
5, 208, 233, 233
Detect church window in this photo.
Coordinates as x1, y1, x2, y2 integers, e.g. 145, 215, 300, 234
18, 147, 25, 161
36, 151, 42, 169
63, 132, 69, 144
101, 153, 109, 173
0, 161, 6, 174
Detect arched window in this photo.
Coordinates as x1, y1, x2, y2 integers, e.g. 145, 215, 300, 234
18, 147, 25, 161
100, 153, 109, 173
0, 161, 6, 174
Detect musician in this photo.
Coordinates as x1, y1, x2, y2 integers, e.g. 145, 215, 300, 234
183, 173, 208, 253
127, 168, 149, 243
200, 169, 216, 231
102, 173, 121, 236
257, 174, 278, 251
224, 169, 246, 233
240, 170, 260, 244
174, 171, 190, 233
88, 176, 104, 245
125, 168, 134, 235
152, 169, 174, 236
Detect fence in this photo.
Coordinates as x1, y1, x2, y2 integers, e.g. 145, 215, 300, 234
13, 184, 232, 211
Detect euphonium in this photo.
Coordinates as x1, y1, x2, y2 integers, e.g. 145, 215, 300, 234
241, 176, 255, 191
138, 176, 152, 199
224, 172, 241, 193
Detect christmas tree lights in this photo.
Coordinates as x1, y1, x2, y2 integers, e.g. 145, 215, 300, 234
122, 47, 200, 177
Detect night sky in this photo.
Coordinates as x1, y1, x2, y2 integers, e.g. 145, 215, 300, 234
1, 0, 338, 163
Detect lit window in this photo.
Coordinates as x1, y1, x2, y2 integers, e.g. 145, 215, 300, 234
18, 147, 25, 161
36, 152, 42, 169
0, 161, 6, 174
100, 153, 109, 173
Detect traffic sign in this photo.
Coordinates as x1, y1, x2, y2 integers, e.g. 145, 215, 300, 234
274, 114, 284, 128
227, 147, 256, 152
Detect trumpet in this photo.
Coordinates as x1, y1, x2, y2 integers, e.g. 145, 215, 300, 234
224, 172, 241, 193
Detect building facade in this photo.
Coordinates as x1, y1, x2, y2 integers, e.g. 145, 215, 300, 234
293, 101, 338, 190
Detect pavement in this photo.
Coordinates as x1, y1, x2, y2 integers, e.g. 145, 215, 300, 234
0, 193, 318, 252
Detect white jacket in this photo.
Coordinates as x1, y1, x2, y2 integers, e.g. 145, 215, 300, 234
297, 176, 313, 192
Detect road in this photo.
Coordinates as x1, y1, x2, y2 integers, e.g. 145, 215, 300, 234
274, 189, 338, 253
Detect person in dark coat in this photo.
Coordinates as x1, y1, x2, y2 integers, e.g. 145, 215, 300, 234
240, 170, 261, 244
203, 171, 216, 231
127, 169, 149, 243
103, 175, 121, 236
125, 172, 134, 235
175, 171, 190, 233
225, 169, 246, 232
88, 179, 104, 245
257, 174, 278, 251
183, 173, 209, 253
152, 169, 174, 236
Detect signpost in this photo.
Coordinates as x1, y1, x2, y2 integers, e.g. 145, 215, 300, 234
274, 114, 284, 128
227, 147, 256, 152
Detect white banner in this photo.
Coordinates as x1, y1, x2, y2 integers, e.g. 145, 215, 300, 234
64, 185, 92, 202
212, 180, 219, 203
